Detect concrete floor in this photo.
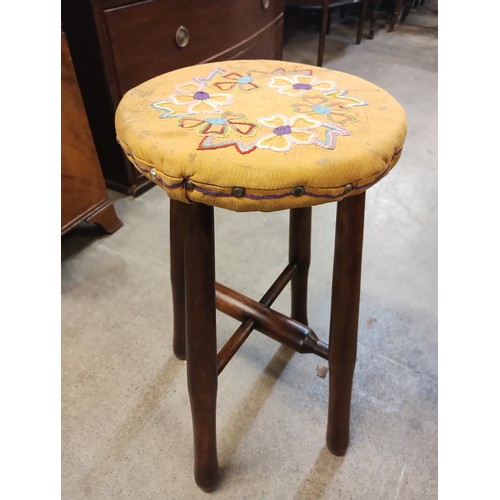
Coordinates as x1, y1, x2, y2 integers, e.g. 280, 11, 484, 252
62, 7, 438, 499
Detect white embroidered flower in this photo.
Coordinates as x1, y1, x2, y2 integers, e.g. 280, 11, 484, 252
153, 81, 232, 116
268, 75, 336, 96
256, 114, 322, 152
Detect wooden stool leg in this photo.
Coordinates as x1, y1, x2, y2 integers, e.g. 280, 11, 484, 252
326, 192, 365, 456
289, 207, 312, 326
184, 202, 219, 491
170, 200, 187, 360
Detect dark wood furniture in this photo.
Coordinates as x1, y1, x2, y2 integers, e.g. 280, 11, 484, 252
61, 32, 122, 235
389, 0, 419, 31
286, 0, 370, 66
62, 0, 286, 196
367, 0, 419, 39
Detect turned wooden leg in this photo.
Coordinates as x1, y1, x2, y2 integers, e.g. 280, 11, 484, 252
326, 192, 365, 456
289, 207, 312, 326
184, 202, 219, 491
170, 200, 188, 360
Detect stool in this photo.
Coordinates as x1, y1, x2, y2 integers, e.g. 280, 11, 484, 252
115, 60, 406, 491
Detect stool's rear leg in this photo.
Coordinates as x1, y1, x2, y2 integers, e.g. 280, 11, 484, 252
170, 200, 187, 360
327, 192, 365, 455
289, 207, 312, 326
184, 202, 219, 491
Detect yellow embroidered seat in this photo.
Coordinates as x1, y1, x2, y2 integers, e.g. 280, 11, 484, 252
115, 60, 406, 212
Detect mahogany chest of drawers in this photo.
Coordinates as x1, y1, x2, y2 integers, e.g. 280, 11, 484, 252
62, 0, 285, 195
61, 32, 122, 235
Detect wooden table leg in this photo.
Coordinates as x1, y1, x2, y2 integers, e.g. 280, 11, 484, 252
401, 0, 415, 23
368, 0, 382, 39
317, 0, 330, 67
388, 0, 405, 31
326, 192, 365, 456
184, 202, 219, 491
356, 0, 369, 44
289, 207, 312, 326
170, 200, 187, 360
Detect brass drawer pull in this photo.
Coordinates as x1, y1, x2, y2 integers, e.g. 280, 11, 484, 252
175, 26, 189, 48
262, 0, 270, 9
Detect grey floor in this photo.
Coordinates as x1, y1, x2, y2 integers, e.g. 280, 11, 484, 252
62, 6, 438, 499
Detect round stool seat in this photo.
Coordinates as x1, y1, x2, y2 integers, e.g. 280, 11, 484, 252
115, 60, 406, 212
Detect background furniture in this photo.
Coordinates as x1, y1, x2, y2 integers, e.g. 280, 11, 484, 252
389, 0, 422, 30
286, 0, 370, 66
61, 32, 122, 236
62, 0, 286, 196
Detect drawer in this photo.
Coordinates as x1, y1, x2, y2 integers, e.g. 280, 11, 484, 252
93, 0, 284, 102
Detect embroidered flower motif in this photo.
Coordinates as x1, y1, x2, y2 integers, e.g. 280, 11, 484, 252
192, 68, 226, 85
268, 75, 336, 96
291, 95, 360, 125
322, 89, 368, 108
312, 122, 351, 149
256, 115, 320, 152
152, 81, 232, 117
197, 136, 258, 155
179, 111, 258, 137
256, 114, 351, 152
211, 71, 262, 92
151, 67, 366, 156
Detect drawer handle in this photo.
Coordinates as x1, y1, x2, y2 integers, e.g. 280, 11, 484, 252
175, 26, 189, 48
262, 0, 270, 8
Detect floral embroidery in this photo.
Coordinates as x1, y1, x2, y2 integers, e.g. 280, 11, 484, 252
256, 115, 318, 151
197, 136, 258, 155
291, 95, 360, 125
322, 89, 368, 107
256, 114, 349, 152
152, 81, 232, 117
268, 75, 336, 96
151, 66, 367, 155
192, 68, 226, 85
179, 111, 258, 137
310, 122, 351, 149
178, 111, 259, 154
150, 99, 177, 118
211, 71, 261, 92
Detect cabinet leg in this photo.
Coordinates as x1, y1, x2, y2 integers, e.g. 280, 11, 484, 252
326, 193, 365, 455
85, 202, 122, 234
